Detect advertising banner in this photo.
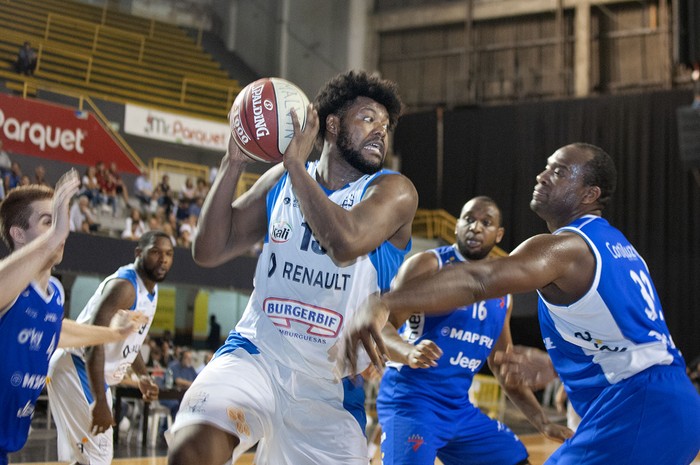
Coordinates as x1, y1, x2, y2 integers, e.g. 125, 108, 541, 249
124, 103, 229, 151
0, 93, 139, 174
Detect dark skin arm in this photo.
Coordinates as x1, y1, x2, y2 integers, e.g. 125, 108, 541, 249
383, 250, 572, 442
488, 302, 573, 442
192, 136, 285, 267
345, 231, 595, 373
283, 107, 418, 264
381, 252, 443, 367
86, 279, 157, 435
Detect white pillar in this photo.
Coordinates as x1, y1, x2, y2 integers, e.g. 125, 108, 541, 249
279, 0, 291, 78
347, 0, 370, 70
574, 1, 591, 97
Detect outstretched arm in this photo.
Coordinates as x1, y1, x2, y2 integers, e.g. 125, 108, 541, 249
488, 303, 573, 443
344, 233, 584, 372
382, 252, 443, 367
57, 310, 147, 348
0, 170, 79, 316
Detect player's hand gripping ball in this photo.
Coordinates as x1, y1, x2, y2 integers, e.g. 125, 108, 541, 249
230, 77, 310, 163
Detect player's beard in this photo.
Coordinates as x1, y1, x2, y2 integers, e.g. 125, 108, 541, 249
337, 125, 382, 175
139, 261, 169, 283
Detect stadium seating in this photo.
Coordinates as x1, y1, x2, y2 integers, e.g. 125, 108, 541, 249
0, 0, 239, 120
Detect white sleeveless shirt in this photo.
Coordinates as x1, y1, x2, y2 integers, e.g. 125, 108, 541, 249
235, 162, 409, 380
71, 264, 157, 385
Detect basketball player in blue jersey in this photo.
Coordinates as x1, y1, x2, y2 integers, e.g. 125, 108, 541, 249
346, 143, 700, 464
0, 173, 146, 465
377, 196, 573, 465
167, 70, 418, 465
47, 229, 174, 465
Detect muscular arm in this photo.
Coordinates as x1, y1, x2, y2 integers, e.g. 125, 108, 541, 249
192, 137, 284, 267
287, 168, 418, 264
86, 279, 136, 432
384, 233, 591, 323
487, 300, 573, 443
382, 252, 443, 366
0, 233, 64, 315
283, 108, 418, 263
344, 232, 594, 372
57, 312, 142, 348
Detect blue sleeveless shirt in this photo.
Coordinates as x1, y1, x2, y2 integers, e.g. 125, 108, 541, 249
538, 215, 685, 416
381, 245, 511, 407
0, 278, 63, 454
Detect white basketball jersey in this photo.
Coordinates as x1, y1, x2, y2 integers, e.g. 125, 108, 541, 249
71, 264, 157, 385
235, 162, 408, 380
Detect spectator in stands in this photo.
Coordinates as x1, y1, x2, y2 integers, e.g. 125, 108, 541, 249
19, 175, 31, 187
180, 177, 197, 202
122, 207, 147, 241
4, 161, 22, 193
0, 140, 12, 180
156, 174, 175, 216
194, 177, 209, 201
168, 349, 198, 390
33, 165, 51, 187
69, 194, 99, 233
161, 338, 175, 366
134, 168, 154, 208
99, 169, 119, 214
188, 196, 204, 219
206, 315, 221, 352
14, 41, 37, 76
159, 349, 199, 424
175, 197, 191, 224
109, 162, 129, 208
161, 221, 178, 247
178, 214, 198, 249
80, 166, 100, 206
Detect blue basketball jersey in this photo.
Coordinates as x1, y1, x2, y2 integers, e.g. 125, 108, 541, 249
538, 215, 686, 417
381, 244, 511, 406
0, 278, 63, 455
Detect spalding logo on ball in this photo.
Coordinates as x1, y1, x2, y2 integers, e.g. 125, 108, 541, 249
230, 77, 310, 163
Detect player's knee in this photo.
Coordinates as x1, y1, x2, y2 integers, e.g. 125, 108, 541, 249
168, 424, 238, 465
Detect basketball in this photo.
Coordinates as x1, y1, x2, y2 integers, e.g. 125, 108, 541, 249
230, 77, 310, 163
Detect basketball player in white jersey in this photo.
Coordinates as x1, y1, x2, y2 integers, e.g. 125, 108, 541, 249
0, 172, 146, 465
47, 230, 174, 465
167, 70, 418, 465
346, 143, 700, 464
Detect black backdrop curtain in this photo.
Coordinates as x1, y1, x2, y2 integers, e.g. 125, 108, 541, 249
394, 89, 700, 363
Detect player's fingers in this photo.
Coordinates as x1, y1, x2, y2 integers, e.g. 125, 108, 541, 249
360, 333, 383, 372
369, 325, 388, 368
289, 107, 300, 132
304, 105, 319, 132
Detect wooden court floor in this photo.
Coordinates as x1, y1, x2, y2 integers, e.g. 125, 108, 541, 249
14, 435, 700, 465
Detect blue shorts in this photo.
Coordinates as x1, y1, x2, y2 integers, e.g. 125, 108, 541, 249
547, 365, 700, 464
377, 397, 528, 465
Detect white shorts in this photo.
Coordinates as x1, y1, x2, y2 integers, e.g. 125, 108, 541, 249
169, 348, 368, 465
47, 349, 113, 465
